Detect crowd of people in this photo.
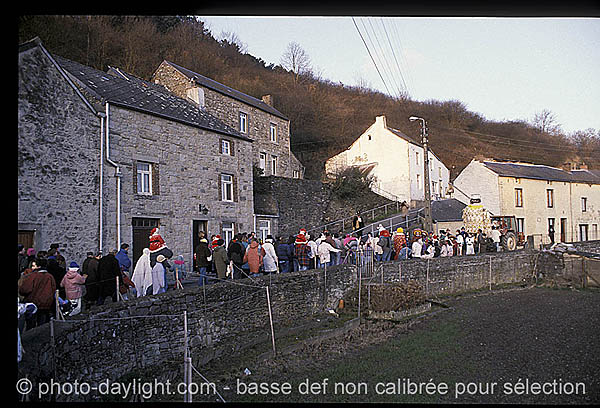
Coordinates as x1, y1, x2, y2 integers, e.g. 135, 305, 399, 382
17, 221, 504, 337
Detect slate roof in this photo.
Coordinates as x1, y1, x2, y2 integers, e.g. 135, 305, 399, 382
162, 60, 288, 121
482, 161, 600, 184
387, 127, 421, 146
431, 198, 467, 222
53, 55, 248, 141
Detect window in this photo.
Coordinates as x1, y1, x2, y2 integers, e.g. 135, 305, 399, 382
516, 218, 525, 235
548, 218, 555, 234
270, 123, 277, 143
259, 152, 267, 174
546, 189, 554, 208
581, 197, 587, 212
239, 112, 248, 134
416, 174, 422, 190
415, 152, 420, 166
258, 220, 271, 242
293, 170, 300, 179
221, 174, 234, 202
438, 167, 442, 178
515, 188, 523, 207
222, 222, 235, 247
271, 155, 277, 176
221, 139, 231, 155
579, 224, 589, 241
136, 162, 152, 195
515, 178, 521, 184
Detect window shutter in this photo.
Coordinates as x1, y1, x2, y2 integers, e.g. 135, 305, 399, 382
218, 174, 222, 201
133, 161, 138, 194
233, 174, 239, 202
152, 163, 160, 195
230, 140, 235, 156
218, 138, 223, 155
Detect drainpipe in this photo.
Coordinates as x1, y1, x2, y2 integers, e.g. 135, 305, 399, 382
99, 113, 105, 254
105, 102, 122, 250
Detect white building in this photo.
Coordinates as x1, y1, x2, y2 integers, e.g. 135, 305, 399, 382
453, 159, 600, 242
325, 115, 451, 205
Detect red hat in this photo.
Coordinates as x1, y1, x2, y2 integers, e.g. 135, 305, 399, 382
295, 234, 307, 244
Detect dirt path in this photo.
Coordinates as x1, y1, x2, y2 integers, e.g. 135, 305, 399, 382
201, 287, 600, 403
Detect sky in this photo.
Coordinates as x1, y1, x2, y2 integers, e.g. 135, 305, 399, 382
197, 16, 600, 135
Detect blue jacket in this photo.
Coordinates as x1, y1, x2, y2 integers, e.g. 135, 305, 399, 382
115, 249, 131, 273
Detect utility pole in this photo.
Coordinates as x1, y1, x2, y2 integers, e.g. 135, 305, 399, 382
409, 116, 433, 232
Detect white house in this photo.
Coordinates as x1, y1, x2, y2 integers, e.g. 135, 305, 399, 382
325, 115, 450, 205
453, 159, 600, 242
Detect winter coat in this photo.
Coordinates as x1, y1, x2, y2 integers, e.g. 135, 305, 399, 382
317, 241, 341, 264
115, 249, 132, 273
83, 257, 100, 302
227, 240, 245, 266
213, 245, 229, 279
47, 258, 66, 298
262, 241, 279, 272
60, 268, 87, 300
18, 269, 56, 310
276, 243, 293, 262
195, 239, 212, 268
411, 240, 423, 258
97, 254, 121, 298
243, 241, 263, 274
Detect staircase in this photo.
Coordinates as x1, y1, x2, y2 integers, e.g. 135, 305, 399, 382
307, 200, 424, 237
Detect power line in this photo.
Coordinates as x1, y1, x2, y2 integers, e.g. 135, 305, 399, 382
380, 17, 409, 97
352, 17, 394, 100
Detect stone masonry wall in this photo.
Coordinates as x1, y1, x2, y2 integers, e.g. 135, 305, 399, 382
18, 44, 101, 261
152, 62, 303, 179
104, 104, 255, 261
21, 264, 357, 401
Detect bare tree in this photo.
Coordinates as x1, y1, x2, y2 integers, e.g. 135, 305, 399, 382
532, 109, 562, 135
280, 41, 312, 84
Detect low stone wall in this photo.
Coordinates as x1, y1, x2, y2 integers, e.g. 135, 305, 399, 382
20, 242, 600, 401
373, 250, 536, 297
20, 263, 357, 401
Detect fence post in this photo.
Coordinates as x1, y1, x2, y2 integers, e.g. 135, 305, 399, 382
426, 259, 430, 296
183, 311, 189, 402
265, 286, 276, 357
357, 265, 362, 322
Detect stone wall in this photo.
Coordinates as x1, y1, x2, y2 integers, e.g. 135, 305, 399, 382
18, 43, 101, 261
152, 62, 304, 179
254, 176, 395, 238
20, 264, 358, 401
105, 103, 255, 262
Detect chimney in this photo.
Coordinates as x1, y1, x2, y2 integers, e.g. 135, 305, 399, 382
375, 115, 387, 128
561, 162, 574, 172
187, 86, 205, 108
261, 94, 273, 106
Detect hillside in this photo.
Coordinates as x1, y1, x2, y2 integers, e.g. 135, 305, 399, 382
18, 16, 600, 179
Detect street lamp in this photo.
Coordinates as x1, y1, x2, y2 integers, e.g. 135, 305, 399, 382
409, 116, 433, 233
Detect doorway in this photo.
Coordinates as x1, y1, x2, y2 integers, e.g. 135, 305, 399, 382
192, 220, 208, 271
18, 230, 35, 251
132, 217, 160, 266
560, 218, 567, 242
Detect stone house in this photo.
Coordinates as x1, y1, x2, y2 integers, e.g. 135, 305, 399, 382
325, 115, 451, 205
151, 60, 306, 239
18, 38, 255, 266
453, 159, 600, 242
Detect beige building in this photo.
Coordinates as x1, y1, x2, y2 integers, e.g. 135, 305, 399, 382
325, 115, 451, 205
453, 159, 600, 243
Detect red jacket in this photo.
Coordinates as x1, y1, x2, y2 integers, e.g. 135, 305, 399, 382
19, 270, 56, 310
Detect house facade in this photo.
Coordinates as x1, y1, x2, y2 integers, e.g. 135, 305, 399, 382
18, 38, 255, 266
151, 61, 304, 180
453, 159, 600, 242
325, 115, 451, 205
